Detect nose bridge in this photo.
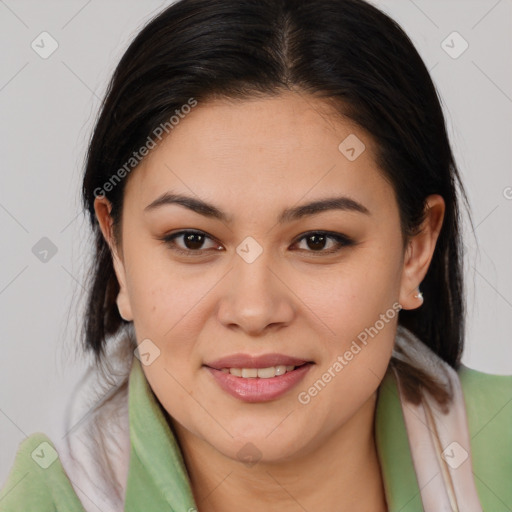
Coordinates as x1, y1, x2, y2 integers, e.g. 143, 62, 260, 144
216, 238, 294, 333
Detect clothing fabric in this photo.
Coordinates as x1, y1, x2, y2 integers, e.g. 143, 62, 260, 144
0, 325, 511, 511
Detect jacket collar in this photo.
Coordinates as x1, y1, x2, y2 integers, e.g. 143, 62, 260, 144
125, 357, 196, 510
375, 369, 423, 510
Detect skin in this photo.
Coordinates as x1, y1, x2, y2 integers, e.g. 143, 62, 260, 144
95, 90, 445, 511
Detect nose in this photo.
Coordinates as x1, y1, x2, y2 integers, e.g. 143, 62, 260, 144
216, 248, 296, 336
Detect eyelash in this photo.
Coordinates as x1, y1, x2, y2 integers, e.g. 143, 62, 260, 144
159, 229, 354, 257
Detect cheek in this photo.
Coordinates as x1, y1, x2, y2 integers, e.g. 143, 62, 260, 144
291, 241, 403, 341
121, 244, 206, 350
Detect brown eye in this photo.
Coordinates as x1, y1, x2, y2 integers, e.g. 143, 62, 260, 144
292, 231, 354, 254
161, 230, 222, 254
304, 233, 328, 251
181, 232, 207, 250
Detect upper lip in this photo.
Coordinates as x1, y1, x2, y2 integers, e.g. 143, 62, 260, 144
205, 353, 312, 370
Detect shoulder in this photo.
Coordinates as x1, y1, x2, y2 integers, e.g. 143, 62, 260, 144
457, 365, 512, 510
457, 364, 512, 428
458, 363, 512, 390
0, 432, 85, 511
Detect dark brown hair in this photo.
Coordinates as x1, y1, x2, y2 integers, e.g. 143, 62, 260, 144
81, 0, 472, 405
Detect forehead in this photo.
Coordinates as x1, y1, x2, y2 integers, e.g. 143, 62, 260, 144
125, 92, 394, 217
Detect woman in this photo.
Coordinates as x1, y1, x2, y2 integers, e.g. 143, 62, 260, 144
1, 0, 510, 510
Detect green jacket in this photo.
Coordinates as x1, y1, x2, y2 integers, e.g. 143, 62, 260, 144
0, 358, 510, 511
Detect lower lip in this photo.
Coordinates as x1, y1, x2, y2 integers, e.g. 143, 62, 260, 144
206, 364, 313, 403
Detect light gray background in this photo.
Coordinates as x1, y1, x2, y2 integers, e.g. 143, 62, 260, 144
1, 0, 511, 487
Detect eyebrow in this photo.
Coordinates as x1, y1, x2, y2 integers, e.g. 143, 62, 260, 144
144, 192, 370, 223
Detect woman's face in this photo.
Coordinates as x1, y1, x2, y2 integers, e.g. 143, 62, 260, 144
95, 91, 443, 463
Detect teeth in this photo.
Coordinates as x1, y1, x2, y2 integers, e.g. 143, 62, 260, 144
274, 365, 287, 376
224, 365, 298, 378
259, 366, 282, 378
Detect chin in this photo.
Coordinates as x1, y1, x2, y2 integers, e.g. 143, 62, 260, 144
209, 425, 311, 464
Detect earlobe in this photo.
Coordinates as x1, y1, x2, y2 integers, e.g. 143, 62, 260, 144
398, 195, 445, 310
93, 196, 134, 322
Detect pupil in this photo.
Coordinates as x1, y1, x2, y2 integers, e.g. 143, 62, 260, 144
185, 233, 204, 250
307, 234, 326, 251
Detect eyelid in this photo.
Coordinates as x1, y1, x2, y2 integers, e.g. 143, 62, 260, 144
159, 229, 354, 257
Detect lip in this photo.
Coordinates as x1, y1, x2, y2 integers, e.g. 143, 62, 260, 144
205, 361, 313, 403
205, 353, 311, 370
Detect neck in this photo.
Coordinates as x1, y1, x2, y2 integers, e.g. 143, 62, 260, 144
170, 392, 387, 512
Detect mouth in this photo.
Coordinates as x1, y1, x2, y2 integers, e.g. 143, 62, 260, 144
204, 354, 314, 403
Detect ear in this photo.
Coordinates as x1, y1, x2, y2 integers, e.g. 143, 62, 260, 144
398, 194, 445, 310
93, 195, 134, 321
